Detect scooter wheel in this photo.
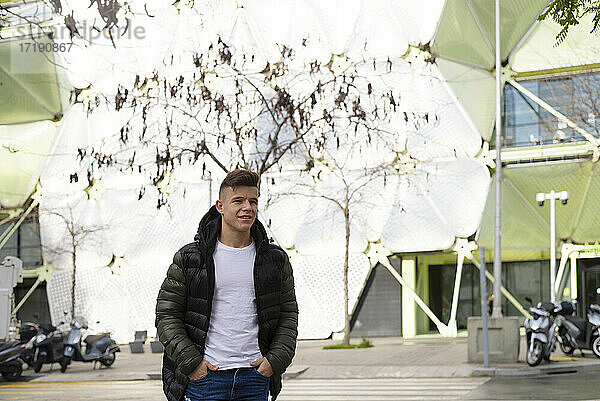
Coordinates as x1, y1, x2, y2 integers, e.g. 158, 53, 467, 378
526, 339, 544, 367
60, 357, 70, 373
592, 336, 600, 359
1, 365, 22, 381
33, 359, 44, 373
560, 340, 575, 356
100, 352, 116, 367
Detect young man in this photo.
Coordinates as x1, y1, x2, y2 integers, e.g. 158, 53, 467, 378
156, 169, 298, 401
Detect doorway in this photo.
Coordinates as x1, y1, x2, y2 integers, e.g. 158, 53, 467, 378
578, 259, 600, 315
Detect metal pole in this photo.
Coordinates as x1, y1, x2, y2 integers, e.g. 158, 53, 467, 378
492, 0, 503, 318
479, 247, 489, 367
550, 191, 556, 302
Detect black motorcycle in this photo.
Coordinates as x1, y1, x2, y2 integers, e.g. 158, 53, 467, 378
556, 301, 600, 358
31, 323, 65, 373
60, 317, 120, 373
17, 322, 39, 369
0, 336, 35, 381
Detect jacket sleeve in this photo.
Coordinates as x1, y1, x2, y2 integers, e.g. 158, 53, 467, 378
155, 251, 204, 375
265, 255, 299, 375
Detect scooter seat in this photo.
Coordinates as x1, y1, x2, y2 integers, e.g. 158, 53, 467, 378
0, 341, 21, 351
565, 315, 588, 333
84, 333, 109, 345
0, 342, 20, 352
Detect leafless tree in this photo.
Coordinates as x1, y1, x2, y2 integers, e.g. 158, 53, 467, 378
72, 34, 436, 204
263, 122, 421, 346
40, 203, 108, 318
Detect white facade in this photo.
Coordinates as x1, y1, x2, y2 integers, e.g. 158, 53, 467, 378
5, 0, 593, 342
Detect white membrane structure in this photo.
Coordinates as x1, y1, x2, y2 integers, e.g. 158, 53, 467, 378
0, 0, 515, 342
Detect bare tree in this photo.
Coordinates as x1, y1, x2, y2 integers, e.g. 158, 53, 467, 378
264, 121, 422, 346
74, 35, 434, 200
40, 203, 108, 318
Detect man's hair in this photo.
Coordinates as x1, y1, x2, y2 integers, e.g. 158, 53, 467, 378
219, 169, 260, 200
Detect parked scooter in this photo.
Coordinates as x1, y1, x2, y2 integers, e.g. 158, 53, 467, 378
524, 298, 559, 366
18, 322, 40, 369
19, 315, 65, 372
60, 316, 120, 373
0, 336, 35, 381
556, 301, 600, 358
30, 323, 65, 373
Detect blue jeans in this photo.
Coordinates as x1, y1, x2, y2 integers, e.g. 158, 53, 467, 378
185, 367, 270, 401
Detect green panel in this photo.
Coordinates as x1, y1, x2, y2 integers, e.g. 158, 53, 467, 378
0, 36, 62, 124
479, 160, 600, 250
0, 121, 57, 208
511, 14, 600, 73
478, 172, 549, 250
571, 162, 600, 243
431, 0, 493, 69
432, 0, 548, 69
469, 0, 549, 62
437, 58, 495, 140
505, 161, 593, 241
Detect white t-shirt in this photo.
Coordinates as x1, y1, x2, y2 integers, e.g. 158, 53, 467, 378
203, 240, 263, 369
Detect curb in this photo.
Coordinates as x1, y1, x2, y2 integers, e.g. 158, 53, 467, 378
472, 362, 600, 377
282, 365, 310, 379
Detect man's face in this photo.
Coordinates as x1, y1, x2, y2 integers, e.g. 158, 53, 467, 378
216, 185, 259, 234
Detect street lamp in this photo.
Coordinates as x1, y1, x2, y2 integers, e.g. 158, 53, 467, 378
536, 190, 569, 302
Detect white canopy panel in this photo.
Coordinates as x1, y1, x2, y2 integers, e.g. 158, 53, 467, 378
511, 14, 600, 72
21, 0, 495, 340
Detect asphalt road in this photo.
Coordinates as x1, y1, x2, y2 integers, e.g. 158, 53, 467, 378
465, 372, 600, 400
2, 373, 600, 400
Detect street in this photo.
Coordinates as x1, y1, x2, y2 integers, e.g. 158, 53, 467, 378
2, 374, 600, 401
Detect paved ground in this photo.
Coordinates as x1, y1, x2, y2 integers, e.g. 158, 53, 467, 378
11, 336, 600, 383
465, 372, 600, 400
0, 380, 164, 401
277, 377, 489, 400
0, 378, 489, 401
4, 374, 600, 400
3, 336, 600, 400
23, 347, 160, 382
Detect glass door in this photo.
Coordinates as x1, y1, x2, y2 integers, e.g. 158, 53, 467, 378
579, 259, 600, 315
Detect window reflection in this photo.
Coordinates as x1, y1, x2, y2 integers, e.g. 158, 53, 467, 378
503, 72, 600, 147
0, 209, 42, 268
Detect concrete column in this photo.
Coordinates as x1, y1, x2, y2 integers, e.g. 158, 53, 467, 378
570, 255, 578, 300
402, 257, 417, 338
416, 260, 430, 334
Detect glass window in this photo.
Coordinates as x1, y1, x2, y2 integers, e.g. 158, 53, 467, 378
0, 209, 43, 267
502, 71, 600, 148
429, 260, 552, 329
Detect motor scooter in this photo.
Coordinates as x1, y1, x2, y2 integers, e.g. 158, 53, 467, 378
30, 323, 65, 373
60, 316, 120, 373
524, 298, 559, 366
0, 336, 35, 381
556, 301, 600, 358
19, 315, 65, 372
17, 322, 39, 369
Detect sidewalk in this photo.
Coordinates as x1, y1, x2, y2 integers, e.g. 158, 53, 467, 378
21, 336, 600, 383
287, 336, 600, 379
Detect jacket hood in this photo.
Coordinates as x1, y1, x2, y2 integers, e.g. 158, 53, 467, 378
194, 205, 269, 251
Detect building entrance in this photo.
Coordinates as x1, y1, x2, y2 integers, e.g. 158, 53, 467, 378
578, 259, 600, 315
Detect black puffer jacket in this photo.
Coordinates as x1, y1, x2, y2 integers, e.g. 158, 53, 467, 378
155, 206, 298, 401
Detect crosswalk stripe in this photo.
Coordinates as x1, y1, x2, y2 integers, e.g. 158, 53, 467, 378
277, 378, 488, 401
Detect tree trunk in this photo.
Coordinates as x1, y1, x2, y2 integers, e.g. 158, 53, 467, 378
342, 204, 351, 346
71, 245, 76, 318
